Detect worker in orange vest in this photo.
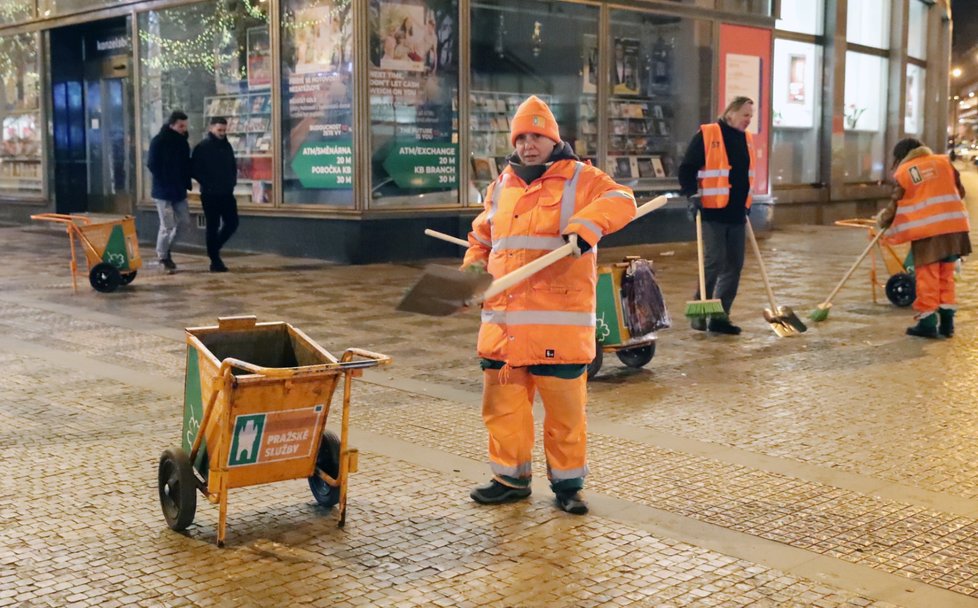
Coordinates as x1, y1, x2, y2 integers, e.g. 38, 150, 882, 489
678, 96, 756, 335
462, 95, 637, 515
879, 138, 971, 338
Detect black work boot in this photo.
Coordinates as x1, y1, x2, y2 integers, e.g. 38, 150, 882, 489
938, 308, 955, 338
555, 490, 589, 515
906, 313, 939, 338
707, 318, 742, 335
470, 480, 531, 504
689, 317, 706, 331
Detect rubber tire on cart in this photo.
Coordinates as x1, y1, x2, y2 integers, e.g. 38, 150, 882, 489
120, 271, 137, 285
616, 342, 656, 369
158, 447, 197, 531
885, 273, 915, 307
309, 431, 341, 508
586, 341, 604, 380
89, 263, 121, 293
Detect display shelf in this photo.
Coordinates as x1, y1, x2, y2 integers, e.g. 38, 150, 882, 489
470, 91, 552, 190
203, 92, 272, 204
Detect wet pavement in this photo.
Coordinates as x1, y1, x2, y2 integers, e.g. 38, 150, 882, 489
4, 169, 978, 607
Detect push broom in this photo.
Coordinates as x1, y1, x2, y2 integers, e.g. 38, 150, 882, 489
685, 210, 726, 320
809, 227, 888, 322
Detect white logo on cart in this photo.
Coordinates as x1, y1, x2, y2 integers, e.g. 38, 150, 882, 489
596, 313, 611, 342
236, 420, 260, 460
106, 252, 126, 268
228, 414, 265, 467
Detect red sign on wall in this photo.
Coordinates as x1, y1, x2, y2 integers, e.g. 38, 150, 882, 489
718, 24, 772, 195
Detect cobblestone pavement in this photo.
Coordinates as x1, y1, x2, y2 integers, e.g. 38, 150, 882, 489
4, 172, 978, 607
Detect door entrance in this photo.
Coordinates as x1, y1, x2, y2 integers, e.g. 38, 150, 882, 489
51, 19, 134, 215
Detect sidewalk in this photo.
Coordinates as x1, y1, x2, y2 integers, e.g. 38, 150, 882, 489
2, 196, 978, 606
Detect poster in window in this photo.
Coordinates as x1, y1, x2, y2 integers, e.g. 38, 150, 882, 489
374, 1, 431, 72
723, 53, 761, 134
612, 37, 641, 97
582, 34, 597, 94
788, 54, 805, 104
247, 27, 272, 90
293, 6, 349, 73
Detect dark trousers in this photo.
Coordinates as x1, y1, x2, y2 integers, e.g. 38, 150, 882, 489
200, 193, 239, 262
693, 220, 746, 315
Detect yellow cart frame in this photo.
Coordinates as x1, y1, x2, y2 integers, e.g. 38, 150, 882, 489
834, 218, 914, 306
158, 316, 391, 546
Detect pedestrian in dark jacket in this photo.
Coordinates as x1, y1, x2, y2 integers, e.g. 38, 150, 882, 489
147, 110, 191, 273
192, 117, 239, 272
678, 97, 756, 335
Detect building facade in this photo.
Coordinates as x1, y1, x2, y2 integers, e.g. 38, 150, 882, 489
0, 0, 953, 262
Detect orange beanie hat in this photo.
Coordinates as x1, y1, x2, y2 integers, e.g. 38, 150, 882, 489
509, 95, 560, 147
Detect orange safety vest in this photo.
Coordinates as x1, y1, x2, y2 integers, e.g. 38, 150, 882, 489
463, 160, 636, 366
889, 153, 970, 245
697, 123, 755, 210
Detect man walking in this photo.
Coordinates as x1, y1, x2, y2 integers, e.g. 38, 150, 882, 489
147, 110, 192, 273
192, 117, 239, 272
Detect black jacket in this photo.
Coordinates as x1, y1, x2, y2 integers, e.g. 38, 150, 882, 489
678, 119, 751, 224
192, 133, 237, 195
147, 126, 191, 202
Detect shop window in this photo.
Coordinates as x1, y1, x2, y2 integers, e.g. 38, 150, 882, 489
0, 33, 42, 197
843, 51, 888, 182
468, 0, 597, 198
139, 2, 272, 206
368, 0, 459, 208
0, 1, 33, 24
775, 0, 822, 36
280, 0, 354, 206
847, 0, 889, 49
905, 64, 924, 136
38, 0, 125, 18
771, 39, 821, 185
717, 0, 772, 16
608, 10, 713, 193
907, 0, 928, 61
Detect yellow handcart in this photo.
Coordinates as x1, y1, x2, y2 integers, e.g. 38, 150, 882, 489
157, 316, 391, 547
30, 213, 142, 293
834, 218, 915, 307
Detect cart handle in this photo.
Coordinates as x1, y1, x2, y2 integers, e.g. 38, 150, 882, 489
218, 349, 391, 379
834, 218, 877, 229
30, 213, 93, 226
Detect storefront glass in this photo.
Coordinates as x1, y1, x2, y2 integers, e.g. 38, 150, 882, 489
846, 0, 889, 49
907, 0, 928, 60
0, 32, 42, 197
775, 0, 822, 36
368, 0, 459, 208
905, 64, 924, 135
468, 0, 597, 197
138, 1, 272, 205
0, 1, 33, 24
608, 10, 713, 193
771, 38, 821, 185
843, 51, 888, 182
717, 0, 771, 15
281, 0, 354, 206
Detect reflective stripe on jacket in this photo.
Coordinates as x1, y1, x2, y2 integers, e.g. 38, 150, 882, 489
697, 123, 754, 210
889, 153, 970, 245
463, 160, 636, 366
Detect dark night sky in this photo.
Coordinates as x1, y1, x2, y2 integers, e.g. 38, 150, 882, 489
952, 0, 978, 59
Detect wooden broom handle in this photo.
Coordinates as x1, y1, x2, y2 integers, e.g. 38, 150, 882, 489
821, 228, 888, 306
424, 229, 470, 247
696, 211, 708, 299
745, 220, 780, 312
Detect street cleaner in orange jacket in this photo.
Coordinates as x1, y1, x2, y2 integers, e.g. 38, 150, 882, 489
879, 138, 971, 338
462, 95, 636, 514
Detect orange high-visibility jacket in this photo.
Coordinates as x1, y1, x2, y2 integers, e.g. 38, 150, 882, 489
463, 160, 637, 366
697, 123, 755, 209
889, 152, 970, 245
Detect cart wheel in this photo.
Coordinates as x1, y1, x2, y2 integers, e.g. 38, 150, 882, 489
616, 343, 656, 369
120, 271, 137, 285
885, 273, 915, 307
89, 263, 121, 293
308, 431, 341, 508
158, 448, 197, 531
586, 341, 604, 380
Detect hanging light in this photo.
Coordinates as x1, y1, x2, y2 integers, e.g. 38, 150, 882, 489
531, 21, 542, 58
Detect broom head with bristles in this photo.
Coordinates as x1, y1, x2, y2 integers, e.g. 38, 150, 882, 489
808, 303, 831, 322
685, 298, 726, 319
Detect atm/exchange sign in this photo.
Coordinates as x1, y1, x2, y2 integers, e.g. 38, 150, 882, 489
228, 405, 323, 468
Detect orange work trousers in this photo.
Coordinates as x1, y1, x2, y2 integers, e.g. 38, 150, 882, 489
482, 367, 588, 492
914, 261, 956, 314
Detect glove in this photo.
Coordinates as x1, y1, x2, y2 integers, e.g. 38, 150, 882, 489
563, 233, 593, 257
463, 261, 487, 274
874, 208, 894, 230
685, 196, 702, 222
